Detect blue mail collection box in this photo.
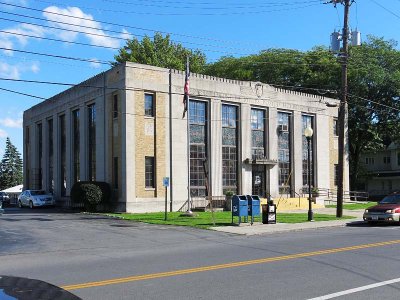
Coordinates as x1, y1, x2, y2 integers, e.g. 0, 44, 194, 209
246, 195, 261, 217
231, 195, 248, 224
246, 195, 261, 225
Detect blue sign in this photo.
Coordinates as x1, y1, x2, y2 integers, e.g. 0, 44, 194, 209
163, 177, 170, 187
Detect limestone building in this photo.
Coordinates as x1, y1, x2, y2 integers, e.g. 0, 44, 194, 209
23, 62, 349, 212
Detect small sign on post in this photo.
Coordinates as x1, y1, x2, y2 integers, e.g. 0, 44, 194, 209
163, 177, 169, 221
163, 177, 170, 187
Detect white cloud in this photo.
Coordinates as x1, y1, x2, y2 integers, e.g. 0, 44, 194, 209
43, 6, 127, 48
0, 61, 40, 79
0, 118, 22, 128
1, 0, 28, 11
0, 24, 45, 55
0, 129, 8, 138
0, 62, 20, 79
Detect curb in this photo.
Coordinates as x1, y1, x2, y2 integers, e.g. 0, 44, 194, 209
210, 219, 365, 236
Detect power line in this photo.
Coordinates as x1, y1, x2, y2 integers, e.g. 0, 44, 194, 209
348, 93, 400, 113
34, 0, 323, 11
0, 29, 120, 51
0, 45, 347, 72
0, 47, 108, 65
27, 0, 321, 16
369, 0, 400, 20
101, 0, 320, 6
0, 53, 107, 71
0, 12, 257, 55
0, 1, 272, 45
0, 87, 46, 100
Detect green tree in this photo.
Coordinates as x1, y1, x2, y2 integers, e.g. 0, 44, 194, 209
114, 32, 207, 73
0, 137, 23, 190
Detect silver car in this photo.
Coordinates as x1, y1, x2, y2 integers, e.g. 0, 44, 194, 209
18, 190, 55, 209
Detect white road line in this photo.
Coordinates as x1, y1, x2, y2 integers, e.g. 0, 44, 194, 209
308, 277, 400, 300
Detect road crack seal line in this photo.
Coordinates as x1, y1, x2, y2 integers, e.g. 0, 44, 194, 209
62, 239, 400, 291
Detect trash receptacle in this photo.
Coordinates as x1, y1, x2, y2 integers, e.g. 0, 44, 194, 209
232, 195, 248, 225
262, 203, 276, 224
246, 195, 261, 225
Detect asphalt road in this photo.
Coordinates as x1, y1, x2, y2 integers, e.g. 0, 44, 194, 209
1, 207, 400, 300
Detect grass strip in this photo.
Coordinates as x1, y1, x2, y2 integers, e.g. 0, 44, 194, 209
106, 211, 355, 229
326, 202, 377, 210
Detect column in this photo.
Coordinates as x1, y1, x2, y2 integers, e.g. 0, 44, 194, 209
268, 108, 279, 197
293, 111, 303, 196
240, 103, 252, 195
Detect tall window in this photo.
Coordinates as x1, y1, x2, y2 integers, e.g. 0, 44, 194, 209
48, 119, 54, 194
278, 112, 291, 194
222, 104, 238, 194
113, 94, 118, 119
251, 109, 266, 196
302, 115, 314, 187
189, 100, 207, 197
37, 123, 42, 189
72, 110, 80, 183
145, 157, 154, 188
88, 104, 96, 181
251, 109, 265, 159
145, 94, 154, 117
59, 115, 66, 196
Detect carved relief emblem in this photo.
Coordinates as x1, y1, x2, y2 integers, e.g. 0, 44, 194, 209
255, 82, 263, 98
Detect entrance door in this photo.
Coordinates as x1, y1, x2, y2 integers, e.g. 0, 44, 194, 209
252, 165, 266, 197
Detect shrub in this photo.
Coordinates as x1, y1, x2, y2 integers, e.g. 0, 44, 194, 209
81, 184, 102, 212
224, 190, 234, 197
71, 181, 112, 212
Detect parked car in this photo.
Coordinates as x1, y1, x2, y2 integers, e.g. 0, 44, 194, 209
18, 190, 55, 209
0, 192, 10, 206
363, 192, 400, 224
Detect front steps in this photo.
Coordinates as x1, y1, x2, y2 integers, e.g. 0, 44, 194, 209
265, 197, 324, 211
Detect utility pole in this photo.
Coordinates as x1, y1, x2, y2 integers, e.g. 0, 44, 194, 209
327, 0, 351, 217
337, 0, 351, 218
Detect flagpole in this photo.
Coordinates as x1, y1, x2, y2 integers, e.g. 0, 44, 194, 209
185, 56, 192, 214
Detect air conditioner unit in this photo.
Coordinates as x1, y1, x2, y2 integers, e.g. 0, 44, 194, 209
278, 124, 289, 132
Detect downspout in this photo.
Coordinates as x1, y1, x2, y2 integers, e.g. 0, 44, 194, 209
169, 69, 173, 211
103, 72, 107, 181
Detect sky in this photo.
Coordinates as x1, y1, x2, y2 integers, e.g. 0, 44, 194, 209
1, 0, 400, 156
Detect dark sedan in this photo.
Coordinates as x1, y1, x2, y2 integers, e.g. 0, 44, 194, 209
363, 193, 400, 224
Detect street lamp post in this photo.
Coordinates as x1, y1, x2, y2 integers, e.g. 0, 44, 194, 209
304, 126, 314, 222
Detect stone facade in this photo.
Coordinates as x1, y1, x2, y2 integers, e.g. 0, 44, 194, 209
23, 62, 349, 213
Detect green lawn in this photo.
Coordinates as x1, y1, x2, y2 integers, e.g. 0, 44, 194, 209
107, 211, 355, 229
326, 202, 377, 210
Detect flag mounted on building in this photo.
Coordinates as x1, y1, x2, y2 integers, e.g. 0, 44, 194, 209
182, 57, 190, 118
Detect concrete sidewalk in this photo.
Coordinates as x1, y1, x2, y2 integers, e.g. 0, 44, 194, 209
211, 208, 365, 235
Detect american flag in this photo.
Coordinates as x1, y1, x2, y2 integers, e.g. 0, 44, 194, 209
182, 58, 189, 118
